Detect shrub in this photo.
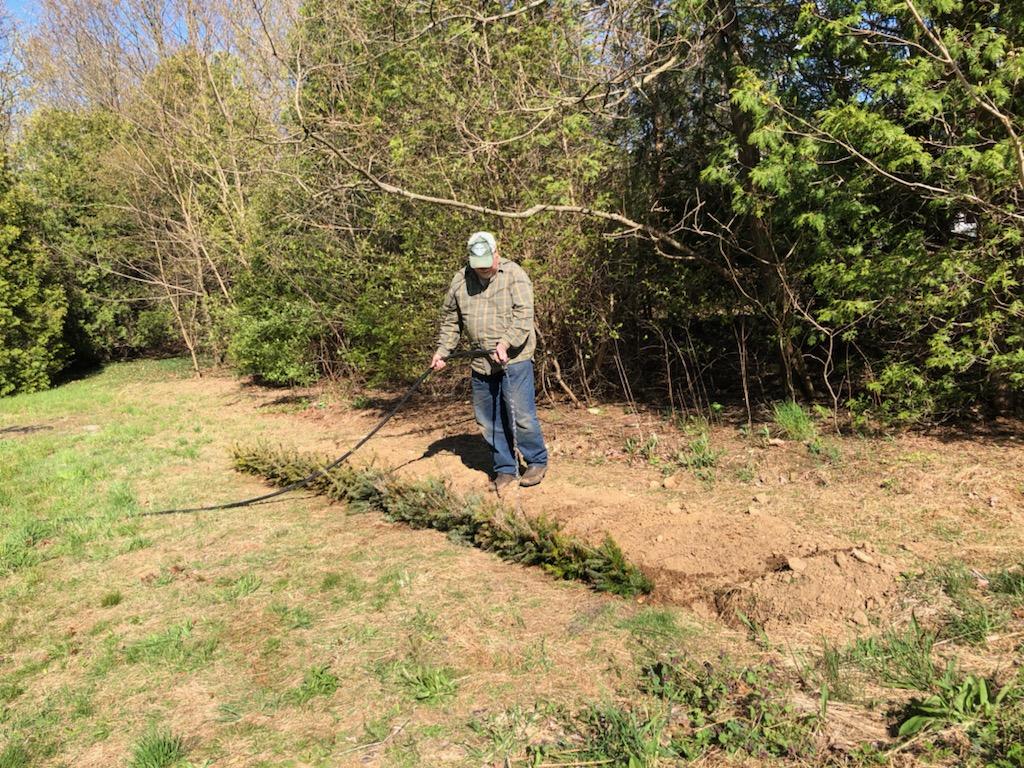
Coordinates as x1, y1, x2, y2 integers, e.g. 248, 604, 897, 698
227, 300, 320, 386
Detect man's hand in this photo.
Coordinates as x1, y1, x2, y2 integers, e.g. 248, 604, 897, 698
492, 341, 510, 364
430, 352, 447, 371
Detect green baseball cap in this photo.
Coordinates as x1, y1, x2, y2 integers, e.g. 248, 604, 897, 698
467, 231, 497, 268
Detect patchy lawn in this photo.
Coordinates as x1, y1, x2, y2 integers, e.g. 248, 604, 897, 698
1, 359, 1022, 767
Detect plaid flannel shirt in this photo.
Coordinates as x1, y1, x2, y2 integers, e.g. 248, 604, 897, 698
434, 257, 536, 375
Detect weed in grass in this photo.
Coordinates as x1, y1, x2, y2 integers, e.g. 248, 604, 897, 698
269, 603, 313, 630
814, 642, 855, 702
931, 520, 964, 543
260, 637, 282, 658
932, 561, 975, 600
942, 597, 1009, 646
514, 639, 553, 674
289, 665, 339, 704
100, 590, 123, 608
624, 434, 659, 463
128, 728, 186, 768
0, 520, 50, 575
616, 608, 688, 647
0, 681, 24, 704
898, 670, 1021, 738
990, 566, 1024, 600
736, 609, 771, 649
123, 536, 152, 553
320, 571, 366, 601
216, 703, 244, 724
0, 742, 29, 768
395, 663, 458, 704
405, 607, 439, 642
734, 464, 756, 483
673, 433, 723, 473
467, 706, 541, 764
384, 738, 420, 768
636, 659, 819, 760
879, 476, 902, 493
845, 616, 940, 690
319, 572, 342, 591
772, 401, 817, 441
371, 568, 410, 611
574, 703, 671, 766
363, 710, 398, 743
225, 573, 262, 601
89, 634, 120, 678
808, 437, 841, 463
106, 481, 138, 513
124, 621, 217, 668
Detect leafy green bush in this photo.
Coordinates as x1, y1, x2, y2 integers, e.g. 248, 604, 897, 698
227, 301, 320, 386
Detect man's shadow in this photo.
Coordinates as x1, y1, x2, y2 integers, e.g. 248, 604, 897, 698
392, 433, 492, 476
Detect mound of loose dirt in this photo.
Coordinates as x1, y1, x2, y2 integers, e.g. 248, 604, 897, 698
714, 546, 903, 635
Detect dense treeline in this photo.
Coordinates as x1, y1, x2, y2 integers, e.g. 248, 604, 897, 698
0, 0, 1021, 424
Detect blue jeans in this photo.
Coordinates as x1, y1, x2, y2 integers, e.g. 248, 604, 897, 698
471, 360, 548, 477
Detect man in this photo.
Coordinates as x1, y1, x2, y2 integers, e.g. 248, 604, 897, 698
431, 231, 549, 494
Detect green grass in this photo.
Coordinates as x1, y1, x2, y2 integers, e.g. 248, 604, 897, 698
813, 642, 856, 701
394, 663, 459, 704
225, 573, 262, 600
269, 603, 313, 630
772, 400, 817, 441
289, 665, 340, 704
990, 566, 1024, 600
942, 597, 1010, 646
845, 617, 940, 691
0, 360, 201, 576
673, 432, 724, 475
0, 742, 30, 768
616, 608, 691, 647
124, 621, 218, 668
128, 728, 187, 768
100, 590, 123, 608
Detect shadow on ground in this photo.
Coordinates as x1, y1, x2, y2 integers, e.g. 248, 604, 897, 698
393, 432, 492, 476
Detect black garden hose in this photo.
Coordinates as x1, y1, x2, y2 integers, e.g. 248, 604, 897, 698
143, 348, 492, 516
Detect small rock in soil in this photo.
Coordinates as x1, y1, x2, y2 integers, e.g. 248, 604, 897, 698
786, 556, 808, 573
851, 549, 874, 565
851, 610, 869, 626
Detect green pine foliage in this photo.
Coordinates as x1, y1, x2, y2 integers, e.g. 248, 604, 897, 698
0, 159, 69, 396
231, 443, 653, 597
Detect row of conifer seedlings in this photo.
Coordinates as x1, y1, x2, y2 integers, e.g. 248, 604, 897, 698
231, 443, 653, 598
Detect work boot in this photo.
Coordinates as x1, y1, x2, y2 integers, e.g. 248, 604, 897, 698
493, 473, 517, 495
519, 464, 547, 487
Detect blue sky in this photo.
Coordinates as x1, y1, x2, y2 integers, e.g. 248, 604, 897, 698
5, 0, 38, 27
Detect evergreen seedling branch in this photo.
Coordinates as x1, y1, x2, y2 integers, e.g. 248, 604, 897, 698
232, 443, 653, 597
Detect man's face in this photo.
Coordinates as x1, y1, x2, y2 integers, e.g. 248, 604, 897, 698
472, 249, 499, 280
